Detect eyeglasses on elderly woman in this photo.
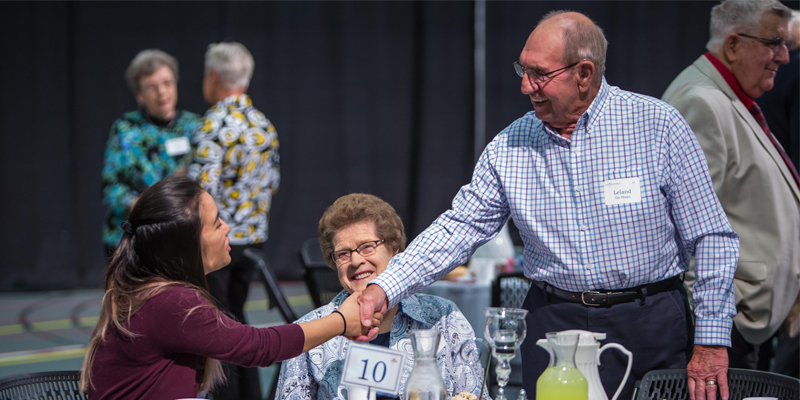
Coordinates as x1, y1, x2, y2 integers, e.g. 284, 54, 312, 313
331, 239, 385, 266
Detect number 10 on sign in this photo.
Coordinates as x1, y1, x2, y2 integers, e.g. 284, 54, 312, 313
341, 343, 407, 395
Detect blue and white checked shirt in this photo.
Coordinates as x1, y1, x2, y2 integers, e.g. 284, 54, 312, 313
372, 78, 739, 346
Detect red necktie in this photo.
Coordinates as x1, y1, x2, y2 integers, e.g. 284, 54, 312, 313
748, 102, 800, 190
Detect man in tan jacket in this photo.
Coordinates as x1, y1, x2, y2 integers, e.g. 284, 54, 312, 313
663, 0, 799, 372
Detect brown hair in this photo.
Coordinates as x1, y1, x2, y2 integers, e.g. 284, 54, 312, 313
318, 193, 406, 269
80, 177, 224, 393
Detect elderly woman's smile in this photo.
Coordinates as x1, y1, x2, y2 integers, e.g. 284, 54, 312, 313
352, 271, 374, 281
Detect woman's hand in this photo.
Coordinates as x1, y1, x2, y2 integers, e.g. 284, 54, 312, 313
299, 291, 382, 352
339, 291, 382, 338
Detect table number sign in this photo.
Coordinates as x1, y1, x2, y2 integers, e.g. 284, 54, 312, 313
341, 342, 407, 396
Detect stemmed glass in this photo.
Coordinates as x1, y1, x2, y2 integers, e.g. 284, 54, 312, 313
483, 307, 528, 400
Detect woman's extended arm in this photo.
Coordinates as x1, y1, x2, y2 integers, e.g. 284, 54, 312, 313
298, 291, 381, 352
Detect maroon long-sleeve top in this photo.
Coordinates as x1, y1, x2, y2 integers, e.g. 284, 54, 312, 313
88, 285, 304, 399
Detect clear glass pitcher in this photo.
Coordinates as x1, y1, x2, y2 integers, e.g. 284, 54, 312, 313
404, 329, 447, 400
536, 332, 588, 400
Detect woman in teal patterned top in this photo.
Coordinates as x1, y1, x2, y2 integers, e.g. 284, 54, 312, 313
101, 49, 200, 252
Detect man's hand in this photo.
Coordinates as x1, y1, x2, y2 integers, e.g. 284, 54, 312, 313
687, 344, 729, 400
338, 292, 383, 337
347, 284, 388, 342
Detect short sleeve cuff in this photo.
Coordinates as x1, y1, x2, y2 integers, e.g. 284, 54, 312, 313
694, 317, 733, 347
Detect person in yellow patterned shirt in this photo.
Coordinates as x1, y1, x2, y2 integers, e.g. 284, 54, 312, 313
188, 42, 279, 400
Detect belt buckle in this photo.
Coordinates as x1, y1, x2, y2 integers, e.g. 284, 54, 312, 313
581, 291, 602, 307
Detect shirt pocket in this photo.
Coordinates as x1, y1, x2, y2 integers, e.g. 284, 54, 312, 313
598, 167, 655, 224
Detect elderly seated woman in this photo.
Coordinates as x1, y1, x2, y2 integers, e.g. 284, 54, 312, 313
276, 193, 485, 400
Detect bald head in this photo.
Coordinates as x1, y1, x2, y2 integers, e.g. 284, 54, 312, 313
517, 11, 606, 135
533, 11, 608, 85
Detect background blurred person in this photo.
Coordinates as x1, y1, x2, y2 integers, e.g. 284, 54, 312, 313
81, 176, 376, 400
101, 49, 200, 255
663, 0, 798, 373
757, 9, 800, 168
276, 193, 486, 400
756, 8, 800, 379
188, 41, 280, 399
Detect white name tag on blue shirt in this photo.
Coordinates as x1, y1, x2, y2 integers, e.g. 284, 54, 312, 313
165, 137, 191, 156
341, 343, 406, 395
603, 177, 641, 205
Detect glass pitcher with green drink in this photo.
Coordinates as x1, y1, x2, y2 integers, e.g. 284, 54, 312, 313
536, 332, 588, 400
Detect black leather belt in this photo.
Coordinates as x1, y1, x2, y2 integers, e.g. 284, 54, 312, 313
534, 276, 681, 307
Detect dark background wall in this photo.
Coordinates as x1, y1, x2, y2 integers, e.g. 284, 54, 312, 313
1, 1, 796, 291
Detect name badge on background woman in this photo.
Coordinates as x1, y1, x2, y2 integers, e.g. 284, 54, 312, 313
165, 136, 191, 156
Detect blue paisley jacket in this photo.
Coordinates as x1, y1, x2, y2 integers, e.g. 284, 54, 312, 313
276, 291, 487, 400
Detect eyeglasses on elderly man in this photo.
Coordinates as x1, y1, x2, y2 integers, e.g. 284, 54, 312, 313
513, 58, 591, 84
736, 32, 792, 53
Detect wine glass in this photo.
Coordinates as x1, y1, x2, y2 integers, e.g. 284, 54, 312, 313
484, 307, 528, 400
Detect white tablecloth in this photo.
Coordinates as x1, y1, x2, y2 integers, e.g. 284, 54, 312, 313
419, 280, 491, 335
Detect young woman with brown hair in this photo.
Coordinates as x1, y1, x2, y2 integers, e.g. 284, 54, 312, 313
81, 176, 379, 399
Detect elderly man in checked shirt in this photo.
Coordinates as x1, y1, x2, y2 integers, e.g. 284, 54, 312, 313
356, 11, 739, 400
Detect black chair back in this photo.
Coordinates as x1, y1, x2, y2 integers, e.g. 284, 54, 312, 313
634, 368, 800, 400
299, 238, 343, 308
0, 370, 86, 400
491, 271, 532, 308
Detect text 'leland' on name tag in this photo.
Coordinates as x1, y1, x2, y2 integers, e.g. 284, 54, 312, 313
603, 177, 641, 205
165, 137, 191, 156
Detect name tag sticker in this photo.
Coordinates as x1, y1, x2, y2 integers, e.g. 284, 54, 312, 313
341, 343, 406, 395
603, 177, 641, 205
165, 137, 191, 156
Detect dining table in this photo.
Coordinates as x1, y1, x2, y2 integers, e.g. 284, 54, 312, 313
419, 279, 492, 335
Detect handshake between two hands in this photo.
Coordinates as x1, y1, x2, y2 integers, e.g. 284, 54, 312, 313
336, 285, 389, 342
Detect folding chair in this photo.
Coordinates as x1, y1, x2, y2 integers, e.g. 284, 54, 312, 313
0, 370, 86, 400
491, 271, 531, 309
243, 248, 298, 400
633, 368, 800, 400
298, 238, 343, 308
245, 248, 298, 323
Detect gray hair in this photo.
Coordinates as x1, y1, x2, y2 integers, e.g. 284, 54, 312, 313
539, 10, 608, 84
707, 0, 792, 53
125, 49, 179, 95
204, 42, 254, 90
